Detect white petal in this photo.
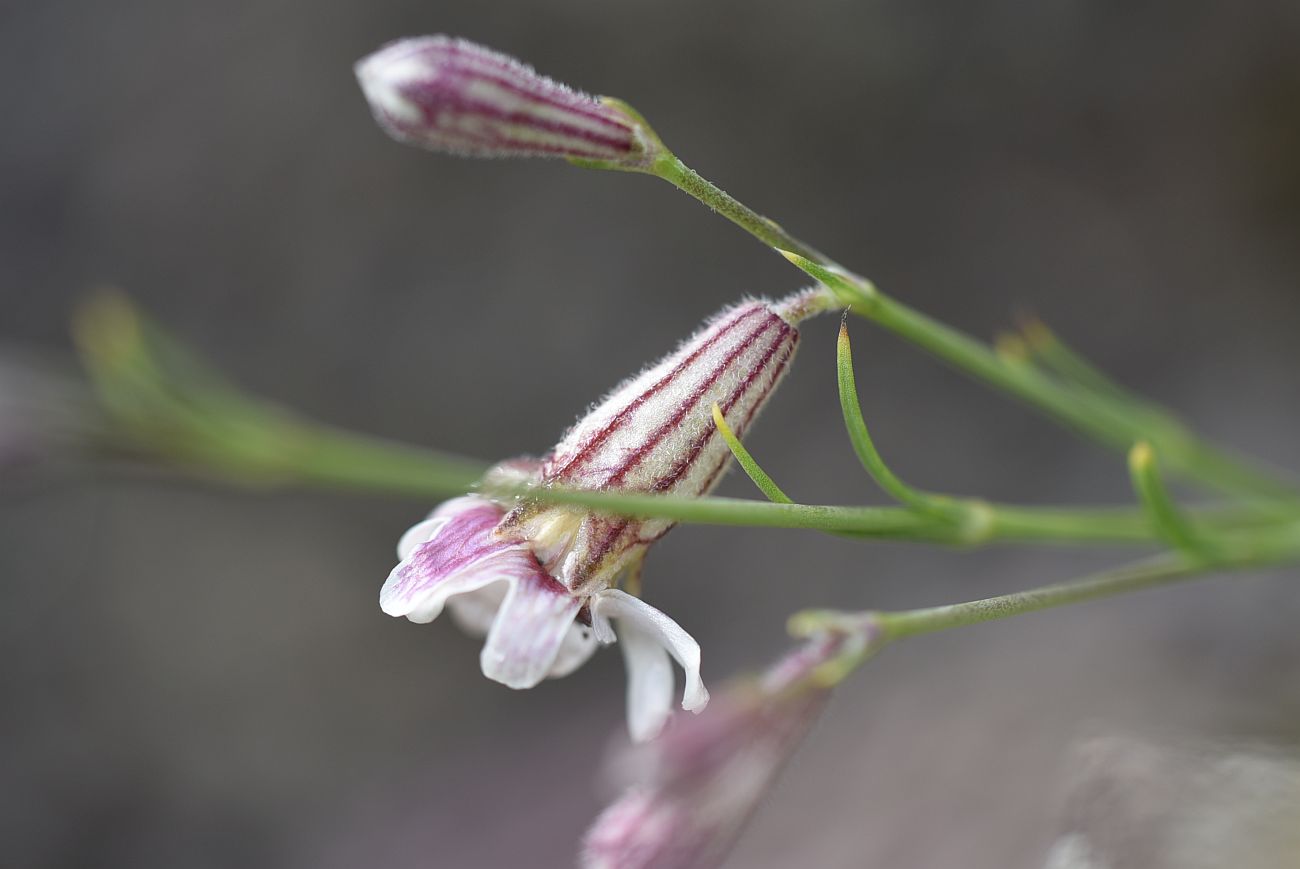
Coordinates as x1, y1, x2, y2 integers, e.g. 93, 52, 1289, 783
396, 495, 496, 560
381, 497, 510, 620
446, 581, 508, 636
382, 553, 520, 623
449, 586, 599, 680
616, 618, 676, 742
592, 611, 618, 645
593, 589, 710, 723
479, 554, 583, 689
396, 515, 448, 560
549, 621, 600, 678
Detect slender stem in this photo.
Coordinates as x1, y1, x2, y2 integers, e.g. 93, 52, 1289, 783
261, 423, 487, 496
502, 488, 953, 538
653, 154, 829, 264
837, 315, 951, 516
794, 545, 1297, 678
503, 484, 1286, 547
1128, 441, 1211, 557
648, 154, 1295, 501
1020, 317, 1138, 405
877, 554, 1203, 641
77, 291, 1300, 549
815, 257, 1289, 499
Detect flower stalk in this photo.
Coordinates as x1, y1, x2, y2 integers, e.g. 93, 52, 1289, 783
72, 294, 1300, 554
793, 532, 1300, 680
1128, 442, 1217, 560
645, 154, 1296, 503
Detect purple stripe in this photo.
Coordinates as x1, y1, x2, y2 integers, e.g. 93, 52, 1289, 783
410, 80, 633, 146
391, 504, 510, 596
391, 37, 633, 134
406, 91, 636, 151
394, 119, 625, 159
604, 314, 781, 488
574, 321, 794, 579
695, 336, 798, 494
649, 322, 794, 494
548, 305, 763, 481
393, 116, 627, 159
432, 62, 634, 133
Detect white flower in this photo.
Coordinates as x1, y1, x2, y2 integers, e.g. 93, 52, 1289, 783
382, 292, 823, 740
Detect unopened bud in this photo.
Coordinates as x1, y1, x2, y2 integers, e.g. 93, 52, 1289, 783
355, 36, 653, 167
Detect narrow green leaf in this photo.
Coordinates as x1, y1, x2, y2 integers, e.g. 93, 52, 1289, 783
711, 401, 792, 503
1128, 441, 1214, 559
836, 315, 943, 514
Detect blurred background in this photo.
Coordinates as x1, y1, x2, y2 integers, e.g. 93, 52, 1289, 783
3, 1, 1299, 866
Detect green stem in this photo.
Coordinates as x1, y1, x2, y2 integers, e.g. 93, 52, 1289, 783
877, 554, 1204, 641
257, 422, 487, 496
837, 315, 955, 517
653, 154, 829, 264
649, 153, 1295, 501
1128, 441, 1212, 558
793, 544, 1297, 681
77, 292, 1300, 549
1020, 317, 1138, 404
501, 484, 1296, 548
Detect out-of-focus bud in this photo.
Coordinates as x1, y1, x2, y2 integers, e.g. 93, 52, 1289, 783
581, 632, 862, 869
355, 36, 655, 167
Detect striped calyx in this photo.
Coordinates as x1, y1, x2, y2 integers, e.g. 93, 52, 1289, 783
355, 36, 649, 165
382, 291, 825, 739
500, 298, 802, 592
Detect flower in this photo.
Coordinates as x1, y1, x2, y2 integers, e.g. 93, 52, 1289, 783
355, 36, 651, 166
381, 291, 825, 740
581, 632, 861, 869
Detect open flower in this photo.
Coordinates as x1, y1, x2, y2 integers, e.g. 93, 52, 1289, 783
381, 291, 825, 740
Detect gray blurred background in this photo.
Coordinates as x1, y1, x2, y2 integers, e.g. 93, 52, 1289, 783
3, 1, 1299, 866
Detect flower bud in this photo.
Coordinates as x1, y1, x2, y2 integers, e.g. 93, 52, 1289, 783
581, 634, 852, 869
355, 36, 650, 166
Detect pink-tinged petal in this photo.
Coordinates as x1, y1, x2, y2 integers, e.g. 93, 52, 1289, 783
478, 556, 582, 689
395, 515, 447, 560
381, 495, 512, 620
387, 491, 600, 686
393, 494, 498, 561
594, 589, 709, 730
